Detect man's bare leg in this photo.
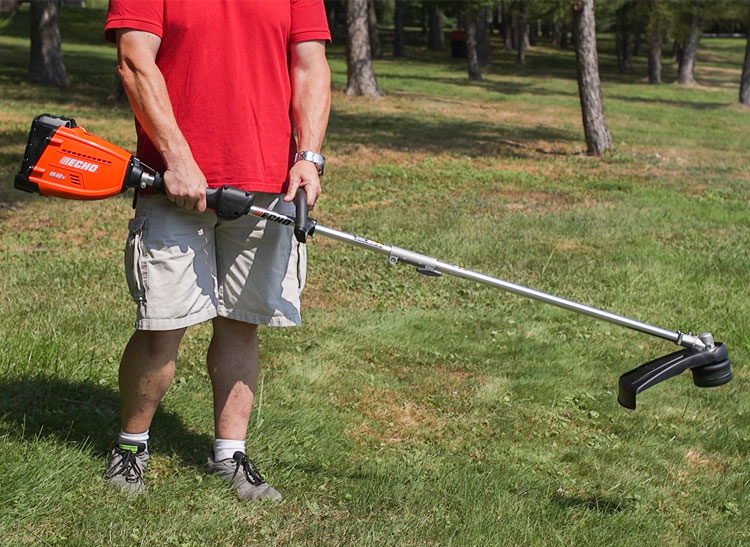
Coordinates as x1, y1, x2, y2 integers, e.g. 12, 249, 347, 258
106, 328, 186, 492
207, 317, 259, 440
119, 328, 186, 433
204, 317, 281, 500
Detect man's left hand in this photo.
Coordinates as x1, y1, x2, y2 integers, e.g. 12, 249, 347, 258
284, 160, 321, 208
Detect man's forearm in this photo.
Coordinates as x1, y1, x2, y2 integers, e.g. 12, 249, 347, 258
118, 61, 191, 167
116, 30, 192, 169
116, 29, 207, 211
291, 41, 331, 153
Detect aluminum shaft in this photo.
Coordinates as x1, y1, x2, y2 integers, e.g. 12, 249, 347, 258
249, 205, 705, 350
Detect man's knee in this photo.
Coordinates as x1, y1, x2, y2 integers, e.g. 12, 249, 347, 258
211, 317, 258, 343
129, 328, 187, 359
208, 318, 259, 377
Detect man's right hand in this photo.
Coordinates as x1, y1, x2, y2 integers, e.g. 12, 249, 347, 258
163, 156, 208, 212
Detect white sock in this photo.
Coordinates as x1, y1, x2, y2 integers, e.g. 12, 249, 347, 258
214, 438, 246, 461
118, 429, 149, 451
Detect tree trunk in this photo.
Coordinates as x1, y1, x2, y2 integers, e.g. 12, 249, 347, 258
553, 20, 562, 46
393, 0, 406, 57
516, 0, 528, 65
560, 23, 569, 49
529, 19, 538, 46
623, 8, 634, 69
542, 20, 551, 38
634, 28, 643, 57
572, 0, 612, 156
615, 2, 632, 74
28, 0, 69, 87
367, 0, 383, 59
502, 2, 513, 50
623, 38, 633, 71
477, 7, 491, 67
346, 0, 382, 97
672, 39, 681, 61
428, 3, 444, 50
647, 0, 662, 84
741, 31, 750, 105
465, 10, 482, 81
677, 9, 702, 85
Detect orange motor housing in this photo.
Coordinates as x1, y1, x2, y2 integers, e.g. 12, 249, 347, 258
15, 114, 161, 200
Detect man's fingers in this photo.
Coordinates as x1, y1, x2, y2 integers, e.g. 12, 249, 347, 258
307, 183, 321, 207
284, 179, 300, 203
195, 194, 207, 213
162, 164, 207, 211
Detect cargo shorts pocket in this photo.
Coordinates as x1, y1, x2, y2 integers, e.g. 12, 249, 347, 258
124, 214, 148, 302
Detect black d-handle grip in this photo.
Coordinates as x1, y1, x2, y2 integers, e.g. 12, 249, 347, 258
293, 188, 317, 243
294, 188, 309, 243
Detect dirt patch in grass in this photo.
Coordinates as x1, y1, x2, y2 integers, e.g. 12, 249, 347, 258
345, 386, 444, 445
683, 448, 726, 475
327, 146, 428, 170
694, 66, 743, 89
303, 282, 369, 313
477, 188, 575, 216
672, 448, 728, 482
552, 238, 593, 252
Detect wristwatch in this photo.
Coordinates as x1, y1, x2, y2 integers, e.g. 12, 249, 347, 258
294, 150, 325, 176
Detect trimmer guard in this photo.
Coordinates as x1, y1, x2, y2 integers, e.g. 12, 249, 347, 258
618, 343, 732, 409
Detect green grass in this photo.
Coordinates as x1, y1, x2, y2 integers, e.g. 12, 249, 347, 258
1, 7, 749, 546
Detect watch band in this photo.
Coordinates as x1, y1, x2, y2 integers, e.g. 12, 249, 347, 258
294, 150, 325, 176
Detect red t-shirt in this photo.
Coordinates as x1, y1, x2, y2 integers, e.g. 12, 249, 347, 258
105, 0, 330, 193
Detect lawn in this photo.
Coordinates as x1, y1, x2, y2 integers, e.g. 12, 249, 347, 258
1, 7, 748, 546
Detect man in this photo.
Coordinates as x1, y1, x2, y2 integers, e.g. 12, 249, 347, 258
102, 0, 331, 501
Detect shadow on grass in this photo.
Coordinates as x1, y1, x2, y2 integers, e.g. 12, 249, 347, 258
552, 494, 627, 513
609, 94, 729, 110
328, 110, 578, 157
0, 376, 211, 467
0, 127, 32, 211
0, 127, 28, 148
0, 39, 123, 110
0, 174, 30, 214
373, 70, 579, 98
0, 7, 109, 46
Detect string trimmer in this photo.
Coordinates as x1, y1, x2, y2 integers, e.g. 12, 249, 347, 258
15, 114, 733, 409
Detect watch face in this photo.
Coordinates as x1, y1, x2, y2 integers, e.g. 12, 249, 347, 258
298, 151, 325, 174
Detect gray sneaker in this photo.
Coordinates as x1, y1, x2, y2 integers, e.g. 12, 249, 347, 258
104, 442, 149, 494
205, 451, 282, 501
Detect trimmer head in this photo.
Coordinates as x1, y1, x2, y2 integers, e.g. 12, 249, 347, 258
618, 340, 732, 410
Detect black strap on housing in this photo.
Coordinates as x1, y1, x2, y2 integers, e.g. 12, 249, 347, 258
15, 114, 78, 194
